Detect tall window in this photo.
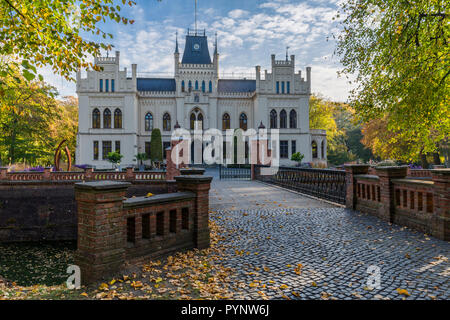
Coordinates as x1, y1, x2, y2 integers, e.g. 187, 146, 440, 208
93, 141, 99, 160
195, 80, 199, 90
115, 141, 121, 154
145, 112, 153, 131
103, 108, 111, 129
163, 113, 171, 131
287, 81, 290, 94
202, 80, 206, 92
92, 108, 101, 128
281, 81, 285, 94
276, 81, 280, 94
114, 109, 122, 129
190, 113, 196, 130
222, 113, 230, 130
280, 109, 287, 128
181, 80, 185, 92
280, 141, 288, 158
111, 79, 115, 92
197, 113, 204, 130
270, 109, 277, 129
312, 141, 318, 159
291, 140, 296, 155
102, 141, 112, 160
209, 81, 212, 92
99, 79, 103, 92
188, 80, 192, 91
239, 113, 248, 131
105, 79, 109, 92
289, 109, 297, 128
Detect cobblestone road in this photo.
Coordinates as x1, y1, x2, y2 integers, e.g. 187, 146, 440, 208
208, 171, 450, 300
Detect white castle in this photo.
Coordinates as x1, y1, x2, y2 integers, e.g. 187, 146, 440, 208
75, 29, 327, 168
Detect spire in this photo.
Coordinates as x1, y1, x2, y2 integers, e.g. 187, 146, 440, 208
286, 46, 289, 61
175, 31, 179, 54
194, 0, 198, 34
214, 32, 218, 55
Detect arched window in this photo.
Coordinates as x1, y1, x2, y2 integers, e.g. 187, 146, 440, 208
195, 80, 199, 91
280, 109, 287, 128
114, 109, 122, 129
239, 113, 248, 131
190, 113, 196, 130
163, 113, 171, 131
181, 80, 185, 92
312, 141, 318, 159
321, 141, 325, 159
270, 109, 277, 129
92, 108, 101, 128
209, 81, 212, 93
103, 108, 111, 129
290, 109, 297, 128
188, 80, 192, 91
198, 113, 203, 129
222, 113, 230, 130
145, 113, 153, 131
202, 80, 206, 93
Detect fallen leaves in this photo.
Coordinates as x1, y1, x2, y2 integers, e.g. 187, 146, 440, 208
396, 288, 410, 297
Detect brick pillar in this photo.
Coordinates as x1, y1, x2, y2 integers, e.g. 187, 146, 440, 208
175, 175, 213, 249
375, 166, 407, 222
84, 167, 94, 180
126, 167, 135, 180
0, 167, 8, 180
431, 169, 449, 241
74, 181, 131, 285
43, 167, 52, 180
344, 164, 370, 210
166, 139, 186, 181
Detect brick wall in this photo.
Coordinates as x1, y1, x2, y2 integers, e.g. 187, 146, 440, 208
346, 165, 449, 241
0, 175, 176, 242
74, 175, 213, 284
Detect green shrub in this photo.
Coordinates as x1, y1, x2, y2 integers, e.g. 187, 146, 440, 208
150, 128, 163, 162
291, 152, 305, 163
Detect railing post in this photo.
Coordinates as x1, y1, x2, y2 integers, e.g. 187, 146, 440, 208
375, 166, 408, 222
431, 169, 449, 241
344, 164, 370, 210
126, 167, 135, 180
84, 166, 94, 180
43, 167, 52, 180
0, 167, 8, 180
175, 175, 213, 249
74, 181, 130, 285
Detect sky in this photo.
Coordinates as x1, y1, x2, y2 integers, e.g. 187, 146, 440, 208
43, 0, 353, 102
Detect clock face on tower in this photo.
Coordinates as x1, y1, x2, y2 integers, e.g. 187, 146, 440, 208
193, 43, 200, 51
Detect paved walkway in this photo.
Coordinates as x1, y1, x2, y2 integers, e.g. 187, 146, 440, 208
207, 169, 450, 300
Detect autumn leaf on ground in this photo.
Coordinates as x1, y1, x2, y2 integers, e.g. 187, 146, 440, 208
396, 288, 410, 296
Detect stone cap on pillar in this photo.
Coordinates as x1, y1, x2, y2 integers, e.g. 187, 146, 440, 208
174, 175, 213, 184
375, 165, 408, 177
344, 164, 370, 174
75, 180, 131, 191
431, 168, 450, 175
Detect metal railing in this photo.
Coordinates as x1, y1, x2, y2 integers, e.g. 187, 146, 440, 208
255, 165, 346, 204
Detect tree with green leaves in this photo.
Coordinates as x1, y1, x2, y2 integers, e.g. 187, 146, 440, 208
0, 0, 137, 85
150, 128, 163, 163
291, 152, 305, 164
0, 66, 59, 165
106, 151, 123, 169
334, 0, 449, 160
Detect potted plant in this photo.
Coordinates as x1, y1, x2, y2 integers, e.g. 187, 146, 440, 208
106, 151, 123, 171
135, 153, 148, 171
291, 152, 305, 167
